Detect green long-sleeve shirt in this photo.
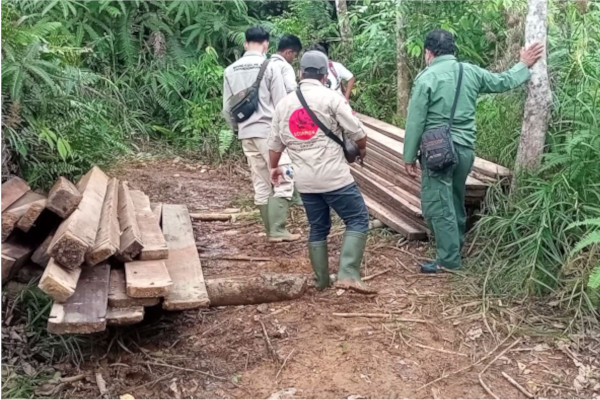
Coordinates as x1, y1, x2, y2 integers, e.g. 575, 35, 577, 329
403, 55, 531, 163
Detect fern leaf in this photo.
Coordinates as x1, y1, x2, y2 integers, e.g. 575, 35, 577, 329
571, 231, 600, 255
588, 264, 600, 290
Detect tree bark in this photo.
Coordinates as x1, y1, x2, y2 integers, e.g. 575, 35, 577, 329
335, 0, 352, 55
515, 0, 551, 173
395, 1, 410, 118
205, 273, 307, 307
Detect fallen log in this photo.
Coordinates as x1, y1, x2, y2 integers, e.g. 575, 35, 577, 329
205, 273, 307, 307
16, 194, 47, 232
46, 177, 82, 218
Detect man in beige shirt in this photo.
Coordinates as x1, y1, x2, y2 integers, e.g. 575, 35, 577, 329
223, 26, 299, 242
269, 50, 375, 294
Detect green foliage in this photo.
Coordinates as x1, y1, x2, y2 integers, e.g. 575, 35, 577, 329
467, 1, 600, 324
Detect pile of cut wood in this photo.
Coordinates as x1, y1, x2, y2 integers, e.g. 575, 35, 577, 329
2, 166, 209, 334
353, 113, 511, 240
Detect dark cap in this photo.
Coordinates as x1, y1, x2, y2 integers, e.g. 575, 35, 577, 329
300, 50, 328, 74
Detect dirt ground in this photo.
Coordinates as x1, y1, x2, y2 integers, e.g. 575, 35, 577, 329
4, 158, 600, 399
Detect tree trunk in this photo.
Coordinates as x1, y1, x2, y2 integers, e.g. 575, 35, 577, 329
335, 0, 352, 55
395, 1, 410, 118
514, 0, 551, 173
205, 273, 307, 306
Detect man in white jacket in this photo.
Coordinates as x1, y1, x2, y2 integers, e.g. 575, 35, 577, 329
223, 26, 299, 242
270, 34, 302, 93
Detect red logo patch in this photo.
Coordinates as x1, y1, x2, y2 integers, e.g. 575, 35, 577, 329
289, 108, 318, 140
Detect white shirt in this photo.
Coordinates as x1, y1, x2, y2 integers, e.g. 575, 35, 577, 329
326, 61, 353, 96
270, 53, 297, 94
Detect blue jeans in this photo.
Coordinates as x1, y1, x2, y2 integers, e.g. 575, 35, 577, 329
300, 183, 370, 242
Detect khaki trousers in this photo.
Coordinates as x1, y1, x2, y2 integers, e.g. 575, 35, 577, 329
241, 138, 294, 205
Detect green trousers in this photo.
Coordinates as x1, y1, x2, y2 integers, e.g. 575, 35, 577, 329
420, 143, 475, 269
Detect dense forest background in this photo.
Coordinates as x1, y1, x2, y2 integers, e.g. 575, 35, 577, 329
1, 0, 599, 323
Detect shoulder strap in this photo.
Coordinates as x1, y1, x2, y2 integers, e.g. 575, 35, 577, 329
448, 62, 464, 130
295, 87, 344, 147
328, 61, 339, 79
252, 59, 271, 89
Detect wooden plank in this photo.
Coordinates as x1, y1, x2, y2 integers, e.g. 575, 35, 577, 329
361, 193, 428, 240
38, 258, 81, 302
46, 177, 82, 218
2, 192, 46, 241
48, 167, 109, 269
108, 269, 160, 307
32, 233, 54, 267
106, 306, 144, 326
130, 190, 168, 260
1, 239, 34, 284
124, 260, 172, 298
47, 263, 110, 334
151, 202, 162, 227
117, 182, 143, 261
358, 113, 511, 178
85, 178, 120, 266
16, 196, 47, 232
2, 177, 30, 212
162, 204, 210, 310
351, 166, 422, 218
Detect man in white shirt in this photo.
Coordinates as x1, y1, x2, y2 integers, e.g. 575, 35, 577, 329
222, 26, 299, 242
270, 34, 302, 93
311, 43, 355, 101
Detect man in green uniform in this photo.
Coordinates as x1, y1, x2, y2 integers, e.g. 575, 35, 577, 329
403, 29, 544, 273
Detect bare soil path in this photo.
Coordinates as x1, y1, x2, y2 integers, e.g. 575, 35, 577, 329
5, 159, 599, 399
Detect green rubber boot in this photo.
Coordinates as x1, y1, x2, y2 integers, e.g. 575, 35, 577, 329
258, 204, 269, 233
335, 231, 377, 294
267, 196, 301, 242
290, 189, 303, 207
308, 241, 330, 290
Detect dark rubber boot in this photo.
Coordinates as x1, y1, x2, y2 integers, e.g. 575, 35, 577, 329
308, 241, 330, 290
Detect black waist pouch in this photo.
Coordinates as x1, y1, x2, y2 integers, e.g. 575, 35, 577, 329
420, 125, 456, 171
419, 62, 463, 171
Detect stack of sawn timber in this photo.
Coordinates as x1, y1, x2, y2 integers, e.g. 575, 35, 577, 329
1, 166, 209, 335
352, 113, 511, 240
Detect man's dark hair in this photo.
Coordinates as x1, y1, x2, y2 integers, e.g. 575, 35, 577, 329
245, 26, 269, 43
309, 43, 328, 57
424, 29, 455, 56
302, 69, 325, 81
278, 34, 302, 53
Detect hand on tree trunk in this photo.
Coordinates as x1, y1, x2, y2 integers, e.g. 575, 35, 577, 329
519, 42, 545, 67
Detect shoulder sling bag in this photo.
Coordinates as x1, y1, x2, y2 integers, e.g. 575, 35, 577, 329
419, 62, 463, 171
227, 59, 270, 123
295, 87, 360, 164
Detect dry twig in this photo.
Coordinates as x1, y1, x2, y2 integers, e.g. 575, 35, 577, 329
259, 319, 281, 363
332, 313, 428, 323
501, 371, 534, 398
362, 268, 391, 282
275, 349, 295, 380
